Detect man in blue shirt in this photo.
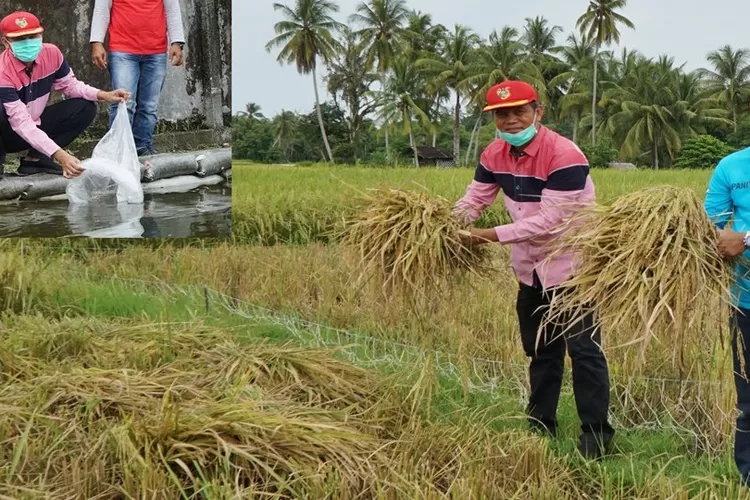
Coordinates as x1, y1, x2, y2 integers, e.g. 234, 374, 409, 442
705, 147, 750, 485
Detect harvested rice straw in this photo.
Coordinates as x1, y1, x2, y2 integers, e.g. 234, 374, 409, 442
538, 185, 736, 368
339, 187, 490, 294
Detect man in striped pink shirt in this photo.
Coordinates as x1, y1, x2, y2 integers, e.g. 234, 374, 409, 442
0, 11, 130, 178
454, 80, 614, 459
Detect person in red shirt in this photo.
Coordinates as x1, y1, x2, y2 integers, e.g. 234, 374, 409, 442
454, 80, 614, 459
89, 0, 185, 157
0, 11, 129, 178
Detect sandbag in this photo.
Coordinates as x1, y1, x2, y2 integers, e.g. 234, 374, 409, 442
0, 176, 31, 200
196, 149, 231, 177
0, 174, 67, 200
141, 152, 199, 182
23, 175, 68, 200
67, 101, 143, 204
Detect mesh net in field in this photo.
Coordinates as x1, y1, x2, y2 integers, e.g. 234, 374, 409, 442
539, 185, 737, 368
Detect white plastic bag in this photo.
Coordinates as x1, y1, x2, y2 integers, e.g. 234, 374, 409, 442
67, 101, 144, 204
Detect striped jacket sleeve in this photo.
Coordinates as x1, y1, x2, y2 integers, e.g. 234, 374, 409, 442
0, 86, 60, 158
50, 46, 100, 101
453, 160, 500, 223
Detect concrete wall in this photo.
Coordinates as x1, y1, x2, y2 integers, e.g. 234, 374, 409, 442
2, 0, 231, 137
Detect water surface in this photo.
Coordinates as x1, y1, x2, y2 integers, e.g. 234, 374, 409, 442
0, 181, 232, 238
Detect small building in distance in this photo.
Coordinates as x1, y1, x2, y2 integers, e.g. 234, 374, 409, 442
404, 146, 455, 167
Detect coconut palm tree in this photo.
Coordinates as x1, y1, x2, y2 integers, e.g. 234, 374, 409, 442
697, 46, 750, 133
469, 27, 546, 107
601, 56, 705, 168
266, 0, 345, 163
235, 102, 265, 119
417, 25, 481, 165
401, 13, 448, 147
576, 0, 635, 144
549, 33, 597, 142
272, 110, 299, 161
372, 57, 434, 166
325, 27, 378, 155
349, 0, 409, 164
671, 70, 732, 139
522, 16, 563, 74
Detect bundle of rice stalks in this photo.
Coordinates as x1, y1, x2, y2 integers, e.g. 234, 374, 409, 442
540, 185, 734, 367
339, 187, 490, 294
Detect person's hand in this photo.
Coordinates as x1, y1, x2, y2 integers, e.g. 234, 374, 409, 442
169, 43, 184, 66
53, 150, 84, 179
717, 228, 747, 258
458, 229, 473, 246
91, 42, 107, 69
97, 89, 131, 103
458, 227, 497, 246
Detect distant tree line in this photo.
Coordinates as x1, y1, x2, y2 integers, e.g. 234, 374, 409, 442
234, 0, 750, 168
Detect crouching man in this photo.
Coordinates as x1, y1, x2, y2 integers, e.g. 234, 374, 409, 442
0, 11, 130, 178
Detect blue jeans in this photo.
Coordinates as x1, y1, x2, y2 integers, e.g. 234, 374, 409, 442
108, 52, 167, 152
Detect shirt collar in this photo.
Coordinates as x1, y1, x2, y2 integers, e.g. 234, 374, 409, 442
1, 49, 32, 75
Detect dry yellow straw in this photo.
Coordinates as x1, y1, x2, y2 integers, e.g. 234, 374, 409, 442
339, 188, 490, 294
540, 185, 736, 368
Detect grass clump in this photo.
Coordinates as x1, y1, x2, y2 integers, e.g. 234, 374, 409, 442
0, 315, 594, 498
340, 187, 490, 294
542, 185, 734, 369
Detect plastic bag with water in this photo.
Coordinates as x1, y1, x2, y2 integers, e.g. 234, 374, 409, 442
67, 101, 144, 204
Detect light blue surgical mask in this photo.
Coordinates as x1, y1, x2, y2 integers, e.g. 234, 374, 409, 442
10, 37, 43, 63
496, 117, 539, 147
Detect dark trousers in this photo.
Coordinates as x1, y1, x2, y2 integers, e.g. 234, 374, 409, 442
0, 98, 97, 164
517, 276, 614, 438
731, 308, 750, 484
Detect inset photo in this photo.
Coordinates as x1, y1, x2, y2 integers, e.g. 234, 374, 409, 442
0, 1, 231, 238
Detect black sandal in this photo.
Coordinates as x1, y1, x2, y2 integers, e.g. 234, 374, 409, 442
17, 156, 63, 176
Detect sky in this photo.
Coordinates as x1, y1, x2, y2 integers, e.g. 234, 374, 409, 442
234, 0, 750, 117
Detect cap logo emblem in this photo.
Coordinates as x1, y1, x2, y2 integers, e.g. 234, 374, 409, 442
497, 87, 510, 100
15, 17, 27, 28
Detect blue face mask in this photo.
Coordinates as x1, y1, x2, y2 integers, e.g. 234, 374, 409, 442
496, 118, 538, 147
10, 37, 43, 63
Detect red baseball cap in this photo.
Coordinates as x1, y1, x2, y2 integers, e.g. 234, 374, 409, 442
483, 80, 538, 112
1, 12, 44, 39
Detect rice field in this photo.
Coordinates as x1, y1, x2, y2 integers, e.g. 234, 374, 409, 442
231, 161, 712, 245
226, 160, 748, 496
0, 160, 744, 496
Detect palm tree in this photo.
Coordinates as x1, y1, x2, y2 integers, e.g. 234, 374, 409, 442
549, 33, 596, 142
522, 16, 563, 72
266, 0, 345, 163
672, 70, 732, 139
401, 13, 448, 147
235, 102, 264, 119
401, 11, 446, 61
272, 110, 299, 161
373, 57, 433, 166
598, 56, 727, 168
469, 27, 546, 107
697, 46, 750, 133
418, 24, 480, 165
576, 0, 635, 144
349, 0, 409, 164
325, 27, 378, 156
